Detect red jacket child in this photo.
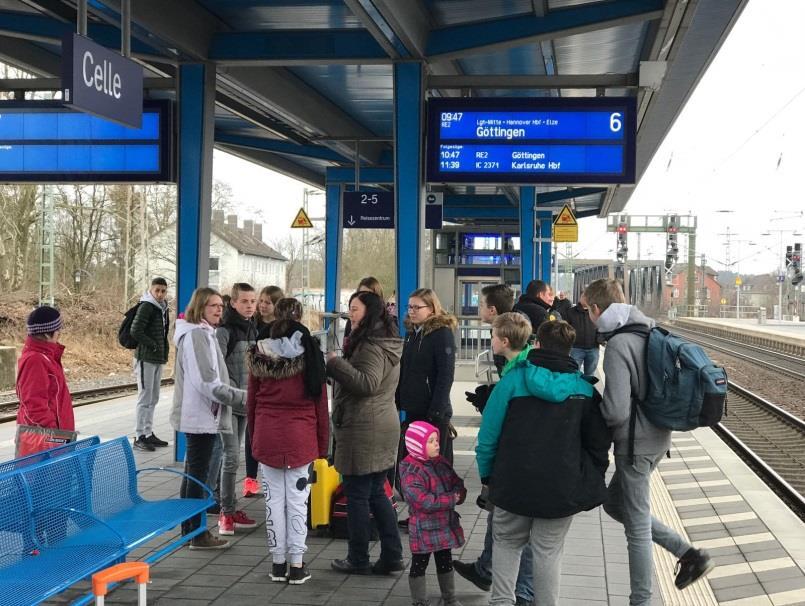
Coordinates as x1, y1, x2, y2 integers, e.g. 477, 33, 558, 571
16, 307, 74, 431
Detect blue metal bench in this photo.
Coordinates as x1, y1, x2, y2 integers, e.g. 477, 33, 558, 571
0, 436, 100, 475
0, 436, 212, 606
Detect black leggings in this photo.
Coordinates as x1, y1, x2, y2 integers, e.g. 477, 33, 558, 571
410, 549, 453, 578
245, 425, 258, 479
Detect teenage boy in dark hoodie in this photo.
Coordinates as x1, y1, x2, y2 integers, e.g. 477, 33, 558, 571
211, 283, 260, 535
476, 316, 610, 606
131, 277, 170, 452
584, 279, 713, 606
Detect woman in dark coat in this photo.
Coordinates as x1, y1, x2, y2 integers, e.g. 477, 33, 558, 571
326, 291, 404, 576
397, 288, 458, 464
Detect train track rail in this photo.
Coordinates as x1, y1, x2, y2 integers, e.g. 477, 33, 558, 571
716, 383, 805, 517
0, 378, 174, 423
663, 322, 805, 381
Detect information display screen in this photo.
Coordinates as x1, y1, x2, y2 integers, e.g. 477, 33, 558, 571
0, 100, 174, 182
426, 97, 636, 185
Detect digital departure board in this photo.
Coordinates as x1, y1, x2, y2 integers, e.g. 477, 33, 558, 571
426, 97, 636, 185
0, 100, 174, 182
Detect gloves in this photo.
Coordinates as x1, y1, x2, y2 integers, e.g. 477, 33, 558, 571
465, 383, 495, 414
475, 484, 493, 512
456, 486, 467, 505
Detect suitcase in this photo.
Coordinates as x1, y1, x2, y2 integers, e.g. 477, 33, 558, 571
330, 479, 398, 540
309, 458, 340, 529
93, 562, 149, 606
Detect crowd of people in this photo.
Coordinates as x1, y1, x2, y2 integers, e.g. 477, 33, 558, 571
13, 275, 715, 606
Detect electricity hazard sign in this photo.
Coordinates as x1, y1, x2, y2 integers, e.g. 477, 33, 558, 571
552, 204, 578, 242
291, 207, 313, 228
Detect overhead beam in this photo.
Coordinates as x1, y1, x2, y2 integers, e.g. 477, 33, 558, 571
219, 66, 386, 165
427, 73, 638, 90
358, 0, 430, 58
0, 36, 60, 76
215, 131, 349, 164
0, 10, 161, 55
217, 144, 325, 189
537, 187, 607, 205
342, 0, 404, 59
426, 0, 665, 61
209, 30, 390, 65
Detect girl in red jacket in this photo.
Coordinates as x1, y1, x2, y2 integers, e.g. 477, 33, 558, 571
246, 298, 328, 586
399, 421, 466, 606
16, 306, 74, 435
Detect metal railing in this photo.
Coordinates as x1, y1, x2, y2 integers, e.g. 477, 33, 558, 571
718, 306, 763, 320
456, 320, 492, 363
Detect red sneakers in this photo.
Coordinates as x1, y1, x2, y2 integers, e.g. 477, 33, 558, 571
218, 513, 235, 536
218, 510, 257, 535
242, 477, 262, 498
232, 510, 258, 529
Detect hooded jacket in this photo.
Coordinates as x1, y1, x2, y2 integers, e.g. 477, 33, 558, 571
476, 348, 609, 519
247, 331, 329, 469
216, 308, 258, 414
16, 337, 74, 431
130, 291, 169, 364
596, 303, 671, 456
565, 303, 598, 350
327, 334, 403, 476
397, 313, 458, 423
170, 319, 245, 435
512, 295, 561, 333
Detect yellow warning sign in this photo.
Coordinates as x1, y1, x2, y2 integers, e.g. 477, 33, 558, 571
291, 207, 313, 229
552, 204, 578, 242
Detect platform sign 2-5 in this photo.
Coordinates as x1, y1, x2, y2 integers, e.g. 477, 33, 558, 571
342, 191, 395, 229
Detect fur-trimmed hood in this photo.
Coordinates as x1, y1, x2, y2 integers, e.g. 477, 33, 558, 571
404, 312, 458, 334
248, 348, 305, 380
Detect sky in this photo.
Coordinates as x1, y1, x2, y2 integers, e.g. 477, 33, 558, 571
213, 0, 804, 277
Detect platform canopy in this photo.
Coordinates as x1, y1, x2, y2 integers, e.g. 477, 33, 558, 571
0, 0, 747, 216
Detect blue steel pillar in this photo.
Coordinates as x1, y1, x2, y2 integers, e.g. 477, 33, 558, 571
538, 210, 553, 284
394, 62, 424, 334
324, 181, 342, 315
175, 62, 216, 462
519, 187, 536, 292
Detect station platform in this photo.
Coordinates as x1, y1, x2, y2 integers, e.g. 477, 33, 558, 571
674, 317, 805, 356
2, 380, 804, 606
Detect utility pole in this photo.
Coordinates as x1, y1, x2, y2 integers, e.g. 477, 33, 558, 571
38, 186, 55, 306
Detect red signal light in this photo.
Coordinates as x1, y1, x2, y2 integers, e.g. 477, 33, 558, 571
668, 226, 678, 234
617, 224, 627, 234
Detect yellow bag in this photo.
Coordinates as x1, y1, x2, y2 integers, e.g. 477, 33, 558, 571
309, 458, 340, 529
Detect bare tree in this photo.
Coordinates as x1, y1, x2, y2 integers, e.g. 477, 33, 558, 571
0, 185, 39, 290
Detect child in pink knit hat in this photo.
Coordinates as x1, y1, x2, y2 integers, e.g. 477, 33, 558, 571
399, 421, 466, 606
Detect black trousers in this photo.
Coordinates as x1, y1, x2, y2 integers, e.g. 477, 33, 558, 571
244, 426, 259, 479
180, 432, 216, 535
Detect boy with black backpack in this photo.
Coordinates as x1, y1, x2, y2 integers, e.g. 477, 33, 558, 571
130, 277, 170, 452
583, 278, 714, 606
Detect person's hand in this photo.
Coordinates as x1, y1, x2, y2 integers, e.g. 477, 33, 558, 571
465, 383, 494, 414
326, 351, 338, 362
456, 487, 467, 505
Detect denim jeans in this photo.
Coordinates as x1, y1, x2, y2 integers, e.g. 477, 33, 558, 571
342, 470, 403, 568
180, 433, 216, 535
490, 508, 573, 606
570, 347, 600, 376
221, 414, 248, 514
604, 454, 691, 606
478, 510, 534, 602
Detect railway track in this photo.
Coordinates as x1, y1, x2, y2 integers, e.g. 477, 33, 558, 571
662, 322, 805, 381
0, 378, 174, 423
716, 382, 805, 517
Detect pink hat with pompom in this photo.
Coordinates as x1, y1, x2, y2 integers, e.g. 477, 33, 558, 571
405, 421, 440, 461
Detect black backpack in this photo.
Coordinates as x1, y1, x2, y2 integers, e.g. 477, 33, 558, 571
118, 302, 143, 349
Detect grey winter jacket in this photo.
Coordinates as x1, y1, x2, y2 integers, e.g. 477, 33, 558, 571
170, 319, 246, 435
216, 311, 257, 415
596, 303, 671, 456
327, 335, 403, 476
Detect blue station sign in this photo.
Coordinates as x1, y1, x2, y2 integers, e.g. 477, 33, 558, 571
342, 191, 395, 229
426, 97, 636, 185
63, 33, 143, 129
